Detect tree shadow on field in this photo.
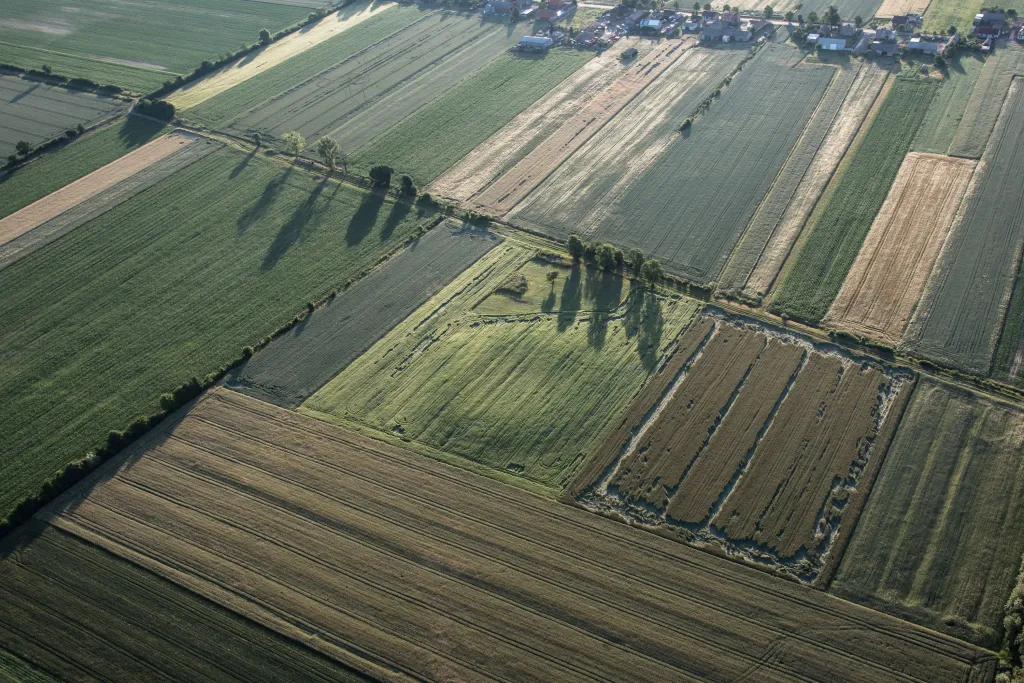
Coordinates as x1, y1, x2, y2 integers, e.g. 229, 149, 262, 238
635, 290, 663, 373
261, 177, 327, 270
238, 165, 293, 234
10, 83, 39, 104
557, 263, 583, 332
346, 188, 386, 246
117, 116, 166, 147
381, 197, 412, 241
230, 148, 256, 179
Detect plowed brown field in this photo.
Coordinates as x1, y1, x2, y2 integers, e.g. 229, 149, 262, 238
569, 313, 912, 583
825, 152, 976, 346
35, 388, 995, 683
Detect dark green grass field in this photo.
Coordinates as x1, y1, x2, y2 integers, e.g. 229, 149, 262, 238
0, 0, 317, 92
0, 144, 428, 521
0, 524, 369, 682
0, 116, 167, 220
770, 78, 937, 323
831, 380, 1024, 648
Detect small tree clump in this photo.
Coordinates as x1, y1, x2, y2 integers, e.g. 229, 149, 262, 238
596, 243, 617, 271
15, 141, 32, 157
259, 28, 272, 45
546, 270, 560, 286
628, 248, 645, 273
282, 130, 306, 157
567, 234, 585, 261
369, 164, 393, 187
641, 259, 665, 288
401, 174, 417, 196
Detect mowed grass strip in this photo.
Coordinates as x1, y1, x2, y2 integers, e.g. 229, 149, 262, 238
770, 78, 936, 323
229, 222, 501, 407
831, 380, 1024, 648
0, 41, 169, 94
592, 51, 833, 285
0, 116, 168, 220
0, 524, 369, 682
302, 245, 697, 489
0, 0, 314, 90
182, 5, 427, 129
922, 0, 983, 34
38, 388, 998, 683
912, 52, 985, 155
905, 78, 1024, 374
0, 146, 427, 520
352, 49, 594, 185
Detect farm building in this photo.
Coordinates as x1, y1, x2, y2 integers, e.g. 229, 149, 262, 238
977, 25, 1001, 37
891, 13, 921, 29
640, 17, 662, 33
906, 35, 945, 53
975, 10, 1007, 26
818, 36, 849, 50
872, 39, 900, 55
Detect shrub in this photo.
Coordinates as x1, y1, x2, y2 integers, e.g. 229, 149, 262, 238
259, 28, 272, 45
134, 98, 176, 121
369, 164, 393, 187
496, 273, 529, 296
401, 174, 417, 196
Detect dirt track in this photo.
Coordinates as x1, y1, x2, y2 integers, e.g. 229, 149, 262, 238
0, 130, 197, 247
825, 152, 976, 345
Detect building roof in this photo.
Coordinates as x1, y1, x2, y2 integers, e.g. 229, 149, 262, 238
640, 18, 662, 28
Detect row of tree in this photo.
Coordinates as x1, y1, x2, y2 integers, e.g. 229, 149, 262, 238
566, 235, 665, 287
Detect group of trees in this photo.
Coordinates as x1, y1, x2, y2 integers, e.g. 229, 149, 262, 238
275, 131, 349, 175
566, 235, 665, 287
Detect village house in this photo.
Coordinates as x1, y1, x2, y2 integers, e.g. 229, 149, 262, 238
906, 33, 946, 53
818, 35, 849, 50
871, 39, 900, 55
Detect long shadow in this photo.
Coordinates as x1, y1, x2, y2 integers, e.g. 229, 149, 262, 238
230, 148, 256, 179
381, 197, 412, 241
637, 291, 664, 372
557, 263, 583, 331
9, 82, 39, 104
237, 165, 293, 234
117, 116, 166, 147
261, 178, 327, 270
346, 188, 386, 246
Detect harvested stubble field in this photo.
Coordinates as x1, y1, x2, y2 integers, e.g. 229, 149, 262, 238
0, 523, 369, 683
0, 145, 429, 521
874, 0, 930, 17
568, 312, 912, 583
218, 11, 534, 160
180, 5, 426, 129
949, 42, 1024, 158
229, 222, 500, 408
904, 78, 1024, 375
0, 0, 318, 92
464, 39, 694, 215
0, 116, 167, 220
510, 45, 746, 234
301, 244, 697, 490
169, 0, 396, 110
35, 388, 998, 683
769, 0, 883, 23
430, 38, 658, 203
0, 75, 125, 159
912, 53, 986, 155
728, 61, 890, 302
351, 48, 593, 184
771, 78, 936, 323
832, 380, 1024, 649
584, 50, 832, 284
824, 153, 976, 346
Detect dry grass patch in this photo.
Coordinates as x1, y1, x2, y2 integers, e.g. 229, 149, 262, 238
825, 152, 975, 345
875, 0, 930, 16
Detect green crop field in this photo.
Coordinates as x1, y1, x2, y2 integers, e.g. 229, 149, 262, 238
905, 79, 1024, 374
0, 524, 369, 682
0, 0, 318, 93
213, 11, 533, 161
0, 75, 126, 159
0, 145, 429, 522
831, 381, 1024, 648
771, 78, 937, 323
301, 245, 699, 490
181, 5, 428, 130
353, 49, 593, 184
912, 53, 985, 155
0, 117, 168, 220
229, 222, 500, 407
0, 42, 169, 94
949, 43, 1024, 158
571, 51, 831, 284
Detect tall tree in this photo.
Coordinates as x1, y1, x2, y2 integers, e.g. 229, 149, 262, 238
316, 135, 340, 172
282, 131, 305, 158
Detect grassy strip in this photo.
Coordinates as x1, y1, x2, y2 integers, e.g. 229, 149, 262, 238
0, 116, 168, 220
352, 49, 594, 185
912, 52, 985, 155
949, 42, 1024, 158
0, 647, 59, 683
182, 5, 426, 128
993, 263, 1024, 384
0, 145, 428, 521
0, 524, 372, 682
0, 41, 170, 94
770, 78, 937, 323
